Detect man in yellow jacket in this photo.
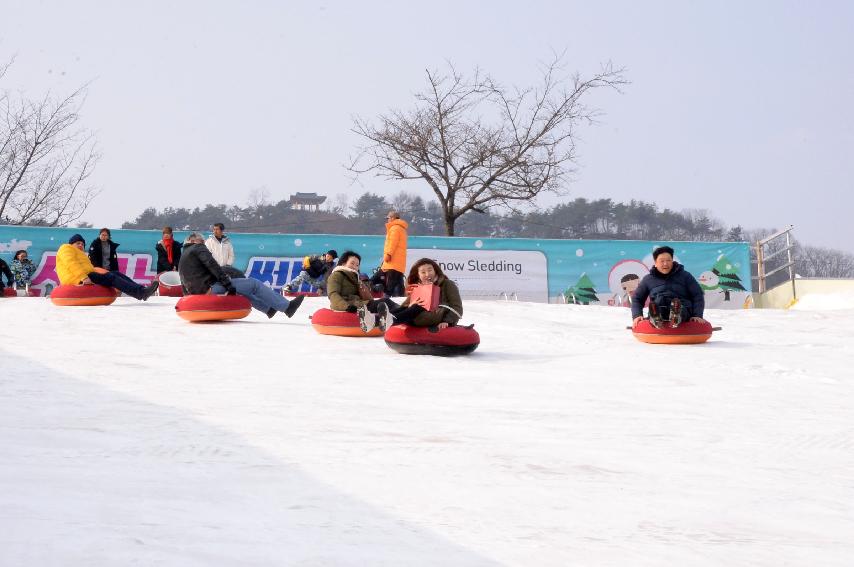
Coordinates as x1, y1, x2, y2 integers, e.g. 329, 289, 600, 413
380, 210, 408, 297
56, 234, 158, 300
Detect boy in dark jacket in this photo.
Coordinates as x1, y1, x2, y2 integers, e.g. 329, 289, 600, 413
631, 246, 707, 328
282, 250, 337, 295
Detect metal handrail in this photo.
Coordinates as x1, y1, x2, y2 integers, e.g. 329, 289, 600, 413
754, 225, 796, 297
762, 247, 794, 263
758, 225, 795, 245
763, 261, 796, 279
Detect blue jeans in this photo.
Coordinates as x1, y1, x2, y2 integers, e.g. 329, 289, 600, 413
89, 271, 147, 300
211, 278, 293, 314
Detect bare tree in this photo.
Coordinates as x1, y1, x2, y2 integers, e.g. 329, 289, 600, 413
0, 61, 100, 226
246, 186, 271, 211
797, 246, 854, 278
390, 190, 416, 216
349, 54, 626, 235
327, 192, 350, 215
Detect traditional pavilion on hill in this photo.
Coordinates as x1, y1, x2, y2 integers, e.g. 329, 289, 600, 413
288, 192, 327, 212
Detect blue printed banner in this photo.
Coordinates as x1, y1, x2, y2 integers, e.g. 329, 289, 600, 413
0, 225, 751, 308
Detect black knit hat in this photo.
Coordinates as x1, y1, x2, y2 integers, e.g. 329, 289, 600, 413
68, 234, 85, 245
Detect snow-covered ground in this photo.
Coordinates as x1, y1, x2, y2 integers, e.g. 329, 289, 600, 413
2, 295, 853, 566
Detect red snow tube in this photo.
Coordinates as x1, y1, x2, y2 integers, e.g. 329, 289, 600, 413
157, 271, 184, 297
3, 287, 38, 297
384, 324, 480, 356
50, 284, 119, 306
631, 319, 714, 344
283, 290, 321, 298
310, 308, 382, 337
175, 294, 252, 322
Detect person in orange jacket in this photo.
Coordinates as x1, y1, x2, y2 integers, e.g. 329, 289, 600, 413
379, 210, 408, 297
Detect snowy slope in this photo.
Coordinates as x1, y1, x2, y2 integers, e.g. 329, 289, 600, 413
1, 296, 853, 566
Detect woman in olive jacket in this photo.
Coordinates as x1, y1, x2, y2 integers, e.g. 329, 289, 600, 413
390, 258, 463, 329
326, 250, 396, 313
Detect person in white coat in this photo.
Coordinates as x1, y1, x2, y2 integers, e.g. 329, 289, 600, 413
205, 222, 235, 267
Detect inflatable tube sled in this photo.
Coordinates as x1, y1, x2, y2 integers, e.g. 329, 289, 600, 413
157, 271, 184, 297
283, 290, 322, 298
384, 324, 480, 356
175, 294, 252, 322
50, 284, 119, 306
3, 287, 39, 297
631, 319, 715, 344
310, 308, 382, 337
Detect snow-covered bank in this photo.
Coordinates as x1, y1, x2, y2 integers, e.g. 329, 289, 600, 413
1, 297, 853, 566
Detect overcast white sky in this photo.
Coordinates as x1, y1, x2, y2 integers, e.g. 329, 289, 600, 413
2, 1, 852, 250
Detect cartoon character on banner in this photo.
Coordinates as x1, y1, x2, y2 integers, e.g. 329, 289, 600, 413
607, 259, 649, 307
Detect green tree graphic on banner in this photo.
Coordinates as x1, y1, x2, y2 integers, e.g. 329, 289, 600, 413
712, 254, 746, 300
565, 273, 599, 305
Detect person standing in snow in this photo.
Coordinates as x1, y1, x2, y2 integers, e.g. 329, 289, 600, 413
155, 226, 182, 272
87, 228, 120, 272
11, 250, 37, 290
179, 232, 304, 319
205, 222, 235, 267
376, 210, 408, 298
631, 245, 707, 328
0, 257, 14, 292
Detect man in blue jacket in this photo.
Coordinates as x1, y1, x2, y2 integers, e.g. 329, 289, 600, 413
631, 246, 707, 328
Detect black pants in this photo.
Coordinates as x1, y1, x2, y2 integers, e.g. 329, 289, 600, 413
88, 271, 146, 300
346, 297, 400, 314
384, 270, 405, 297
371, 269, 405, 297
388, 304, 426, 326
651, 300, 690, 321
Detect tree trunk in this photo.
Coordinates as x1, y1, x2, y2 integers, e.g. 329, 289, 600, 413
444, 215, 456, 236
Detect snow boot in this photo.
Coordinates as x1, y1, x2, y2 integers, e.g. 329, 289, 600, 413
669, 298, 683, 328
284, 294, 304, 318
358, 305, 376, 333
376, 302, 390, 332
648, 302, 664, 329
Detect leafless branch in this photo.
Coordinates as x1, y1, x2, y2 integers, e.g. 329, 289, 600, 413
1, 65, 100, 226
349, 54, 627, 235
